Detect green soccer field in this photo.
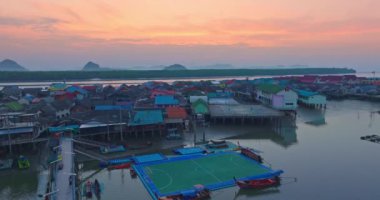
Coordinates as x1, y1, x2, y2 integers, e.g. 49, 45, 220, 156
144, 153, 271, 195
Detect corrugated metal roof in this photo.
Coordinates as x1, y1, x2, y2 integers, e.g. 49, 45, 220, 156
0, 127, 33, 136
95, 104, 133, 111
256, 84, 284, 94
166, 107, 187, 119
192, 99, 209, 114
129, 110, 163, 126
296, 89, 319, 97
154, 95, 179, 105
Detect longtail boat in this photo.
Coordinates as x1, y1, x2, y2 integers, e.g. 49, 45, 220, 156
234, 176, 280, 189
240, 147, 263, 163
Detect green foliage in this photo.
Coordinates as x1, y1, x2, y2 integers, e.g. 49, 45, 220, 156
0, 68, 355, 82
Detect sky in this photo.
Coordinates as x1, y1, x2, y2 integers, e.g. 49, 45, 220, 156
1, 0, 380, 71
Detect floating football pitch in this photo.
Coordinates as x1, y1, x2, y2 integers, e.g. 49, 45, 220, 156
134, 152, 282, 198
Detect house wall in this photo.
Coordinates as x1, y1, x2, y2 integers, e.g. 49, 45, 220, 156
276, 90, 298, 110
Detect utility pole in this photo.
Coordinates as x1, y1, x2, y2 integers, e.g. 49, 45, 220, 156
120, 108, 123, 141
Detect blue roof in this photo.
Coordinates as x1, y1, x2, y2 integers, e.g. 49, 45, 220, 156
66, 86, 88, 94
48, 125, 79, 133
296, 89, 319, 97
154, 95, 179, 105
207, 92, 233, 98
129, 110, 163, 126
0, 127, 33, 136
132, 153, 166, 164
95, 104, 133, 111
174, 147, 205, 155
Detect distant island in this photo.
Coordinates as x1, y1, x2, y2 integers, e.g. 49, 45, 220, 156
0, 59, 27, 71
163, 64, 187, 71
0, 67, 355, 82
82, 61, 111, 71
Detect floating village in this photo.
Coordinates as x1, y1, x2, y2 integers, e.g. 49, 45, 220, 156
0, 74, 380, 200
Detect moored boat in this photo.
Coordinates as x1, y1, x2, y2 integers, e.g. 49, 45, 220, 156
240, 147, 263, 163
234, 176, 280, 189
206, 140, 228, 149
158, 184, 210, 200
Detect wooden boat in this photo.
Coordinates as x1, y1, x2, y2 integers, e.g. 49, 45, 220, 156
210, 140, 226, 145
234, 177, 280, 189
158, 188, 211, 200
0, 159, 13, 170
206, 142, 228, 149
17, 155, 30, 169
240, 147, 263, 163
107, 162, 131, 170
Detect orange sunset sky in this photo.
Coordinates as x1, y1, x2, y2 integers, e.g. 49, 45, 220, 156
1, 0, 380, 70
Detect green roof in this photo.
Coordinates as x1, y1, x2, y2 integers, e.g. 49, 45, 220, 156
129, 110, 164, 126
192, 99, 209, 114
256, 84, 284, 94
5, 102, 24, 111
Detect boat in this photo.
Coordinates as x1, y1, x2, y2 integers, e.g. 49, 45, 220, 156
234, 176, 280, 189
210, 140, 226, 145
0, 159, 13, 170
85, 181, 93, 198
100, 145, 126, 154
240, 147, 263, 163
93, 179, 101, 199
17, 155, 30, 169
206, 140, 228, 149
158, 184, 210, 200
107, 162, 131, 170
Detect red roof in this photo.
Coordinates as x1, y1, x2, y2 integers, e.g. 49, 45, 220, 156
151, 89, 176, 98
166, 107, 187, 119
298, 75, 317, 83
319, 76, 343, 83
82, 85, 97, 91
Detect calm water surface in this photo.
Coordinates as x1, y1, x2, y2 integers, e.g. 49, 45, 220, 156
80, 100, 380, 200
1, 100, 379, 200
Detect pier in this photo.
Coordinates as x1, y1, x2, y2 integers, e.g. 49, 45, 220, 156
209, 104, 285, 125
54, 137, 76, 200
